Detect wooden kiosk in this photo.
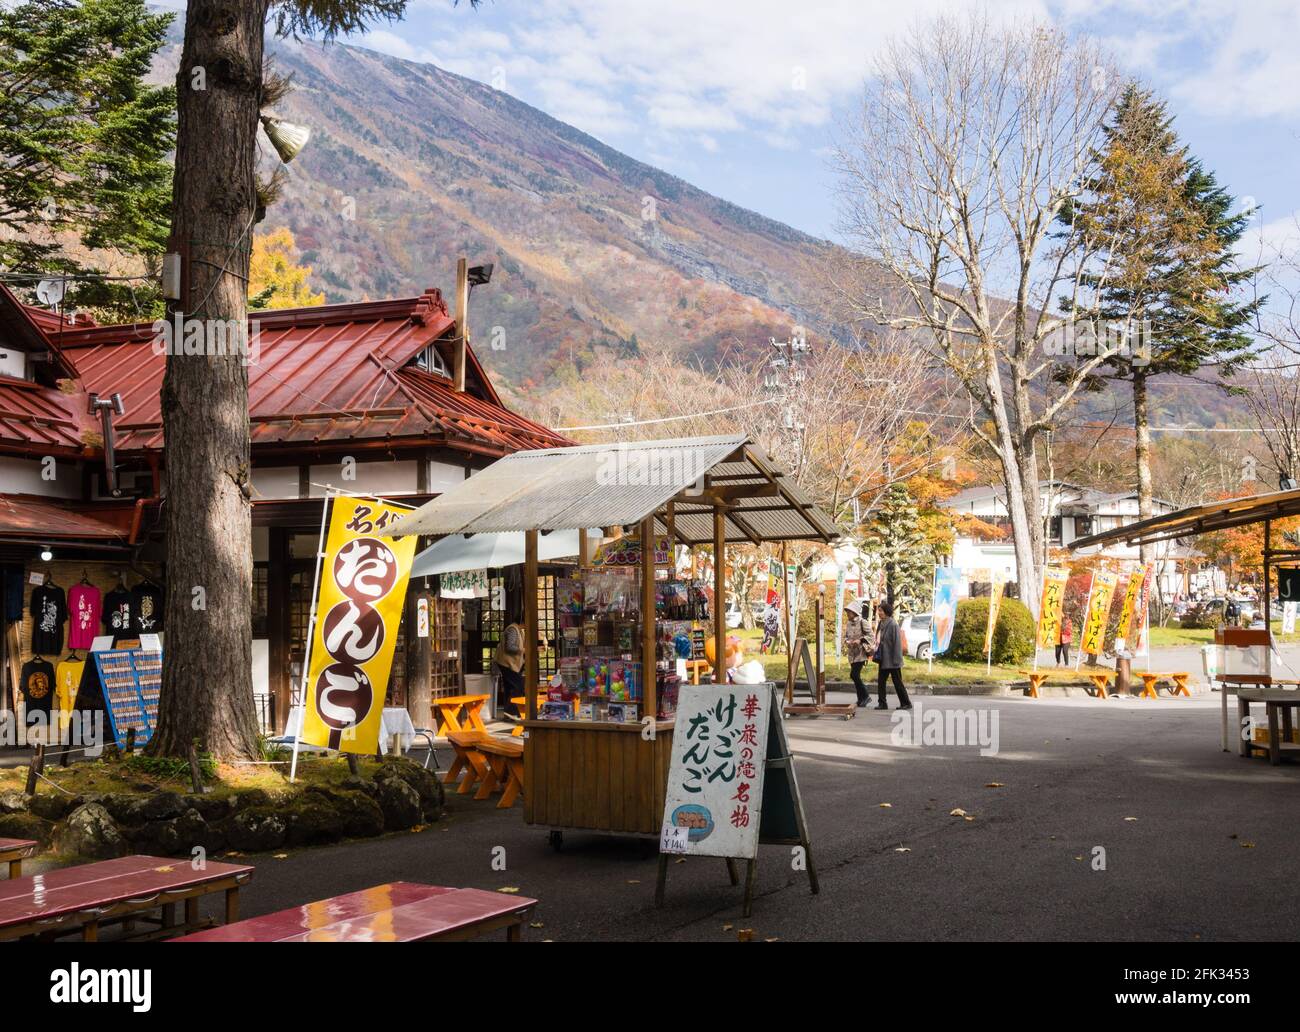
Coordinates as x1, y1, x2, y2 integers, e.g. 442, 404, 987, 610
384, 435, 837, 843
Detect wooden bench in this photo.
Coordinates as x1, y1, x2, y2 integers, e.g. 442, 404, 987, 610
1020, 669, 1115, 699
1137, 671, 1191, 699
0, 854, 253, 941
172, 882, 538, 942
476, 737, 526, 809
0, 838, 37, 880
444, 730, 493, 795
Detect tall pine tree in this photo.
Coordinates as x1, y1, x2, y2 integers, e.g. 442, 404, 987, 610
1059, 84, 1260, 554
0, 0, 174, 317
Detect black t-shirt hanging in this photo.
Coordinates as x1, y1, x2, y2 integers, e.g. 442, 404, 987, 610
29, 583, 66, 655
103, 587, 132, 634
131, 582, 164, 634
20, 657, 54, 718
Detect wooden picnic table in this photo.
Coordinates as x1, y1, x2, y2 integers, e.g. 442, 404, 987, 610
509, 694, 547, 737
0, 854, 253, 941
431, 694, 489, 736
0, 838, 37, 879
1020, 669, 1114, 699
172, 882, 538, 942
1237, 687, 1300, 766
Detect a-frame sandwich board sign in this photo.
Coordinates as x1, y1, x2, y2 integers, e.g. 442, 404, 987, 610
655, 681, 818, 917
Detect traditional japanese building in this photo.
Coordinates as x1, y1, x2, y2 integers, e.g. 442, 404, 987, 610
0, 272, 571, 738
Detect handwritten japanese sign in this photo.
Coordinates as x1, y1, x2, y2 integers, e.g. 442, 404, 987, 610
1037, 568, 1068, 649
1079, 570, 1119, 657
662, 683, 774, 859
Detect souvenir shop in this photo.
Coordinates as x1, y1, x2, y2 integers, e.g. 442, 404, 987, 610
387, 434, 838, 840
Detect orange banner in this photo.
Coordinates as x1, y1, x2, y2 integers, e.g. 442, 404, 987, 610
1036, 568, 1069, 649
984, 574, 1005, 656
1080, 570, 1119, 656
1115, 563, 1153, 646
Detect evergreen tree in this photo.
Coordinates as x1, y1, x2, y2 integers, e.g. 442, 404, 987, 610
1058, 84, 1261, 553
0, 0, 175, 317
862, 484, 936, 613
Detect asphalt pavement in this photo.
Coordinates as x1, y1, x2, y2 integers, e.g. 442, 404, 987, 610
157, 690, 1299, 942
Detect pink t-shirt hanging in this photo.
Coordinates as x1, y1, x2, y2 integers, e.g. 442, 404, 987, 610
67, 584, 102, 649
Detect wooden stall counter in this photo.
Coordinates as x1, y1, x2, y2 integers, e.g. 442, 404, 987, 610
523, 718, 676, 838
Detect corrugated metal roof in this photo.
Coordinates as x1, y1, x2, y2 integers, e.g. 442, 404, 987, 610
384, 435, 837, 544
0, 378, 94, 453
0, 495, 130, 540
27, 291, 570, 456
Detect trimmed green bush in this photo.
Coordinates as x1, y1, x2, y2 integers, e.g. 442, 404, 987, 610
943, 597, 1036, 665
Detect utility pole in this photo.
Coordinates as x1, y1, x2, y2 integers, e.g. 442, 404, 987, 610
764, 329, 811, 649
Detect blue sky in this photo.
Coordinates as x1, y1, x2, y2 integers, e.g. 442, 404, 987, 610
331, 0, 1300, 263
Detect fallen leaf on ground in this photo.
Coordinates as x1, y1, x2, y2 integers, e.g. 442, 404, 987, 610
722, 923, 733, 932
626, 879, 640, 885
879, 802, 892, 808
950, 808, 967, 817
894, 847, 911, 852
497, 886, 520, 894
737, 929, 755, 942
1240, 842, 1256, 849
1123, 817, 1138, 822
529, 922, 544, 929
985, 782, 1004, 788
272, 853, 288, 860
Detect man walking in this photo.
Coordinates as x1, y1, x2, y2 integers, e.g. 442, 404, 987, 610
843, 600, 874, 708
873, 600, 911, 711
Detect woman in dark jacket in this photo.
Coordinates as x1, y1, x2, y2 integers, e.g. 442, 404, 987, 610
873, 601, 912, 711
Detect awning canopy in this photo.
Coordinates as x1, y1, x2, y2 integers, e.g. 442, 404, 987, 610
411, 528, 592, 576
384, 434, 838, 546
1070, 486, 1300, 552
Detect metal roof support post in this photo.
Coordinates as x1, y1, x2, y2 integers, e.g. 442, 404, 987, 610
715, 506, 727, 686
525, 528, 539, 720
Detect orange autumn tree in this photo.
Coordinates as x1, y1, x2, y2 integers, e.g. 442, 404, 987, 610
1197, 485, 1300, 586
249, 226, 325, 310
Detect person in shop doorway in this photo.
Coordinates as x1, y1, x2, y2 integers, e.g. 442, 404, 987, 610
873, 600, 911, 711
843, 600, 874, 708
1056, 615, 1072, 667
495, 621, 527, 713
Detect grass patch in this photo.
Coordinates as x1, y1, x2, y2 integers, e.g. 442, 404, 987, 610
0, 749, 386, 802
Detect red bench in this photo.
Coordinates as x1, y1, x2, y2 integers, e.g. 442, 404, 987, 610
0, 838, 37, 879
172, 882, 539, 942
0, 854, 253, 941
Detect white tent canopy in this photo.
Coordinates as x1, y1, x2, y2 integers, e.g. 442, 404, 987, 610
411, 528, 596, 577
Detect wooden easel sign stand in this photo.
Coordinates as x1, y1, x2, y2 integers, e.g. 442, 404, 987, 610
655, 682, 818, 917
783, 599, 855, 720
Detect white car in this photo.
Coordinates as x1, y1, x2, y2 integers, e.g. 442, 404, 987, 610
898, 613, 933, 660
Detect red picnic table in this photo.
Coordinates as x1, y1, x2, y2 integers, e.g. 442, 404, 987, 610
0, 838, 37, 879
173, 882, 538, 942
0, 854, 253, 941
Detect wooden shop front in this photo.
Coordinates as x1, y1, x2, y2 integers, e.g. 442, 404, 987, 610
386, 434, 837, 843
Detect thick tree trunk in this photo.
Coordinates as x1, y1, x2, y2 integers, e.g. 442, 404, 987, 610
149, 0, 268, 760
985, 354, 1041, 620
1132, 369, 1154, 562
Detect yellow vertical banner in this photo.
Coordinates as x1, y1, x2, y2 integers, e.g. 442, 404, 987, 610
1079, 569, 1119, 656
1134, 564, 1156, 652
1036, 568, 1069, 649
984, 573, 1005, 656
299, 495, 417, 754
1115, 563, 1153, 646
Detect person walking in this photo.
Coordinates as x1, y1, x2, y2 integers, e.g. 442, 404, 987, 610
873, 600, 911, 710
1056, 615, 1072, 667
843, 600, 874, 708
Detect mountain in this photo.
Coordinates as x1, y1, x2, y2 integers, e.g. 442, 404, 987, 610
148, 23, 1249, 433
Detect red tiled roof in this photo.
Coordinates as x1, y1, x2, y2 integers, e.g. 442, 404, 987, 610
0, 495, 132, 540
27, 290, 570, 456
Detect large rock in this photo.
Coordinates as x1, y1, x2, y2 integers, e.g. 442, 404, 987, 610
127, 808, 208, 856
373, 776, 421, 831
0, 811, 53, 846
224, 807, 287, 852
53, 803, 127, 860
182, 793, 235, 822
284, 798, 342, 847
378, 759, 445, 820
134, 791, 187, 822
325, 790, 385, 839
233, 789, 272, 811
0, 790, 28, 814
28, 792, 77, 822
